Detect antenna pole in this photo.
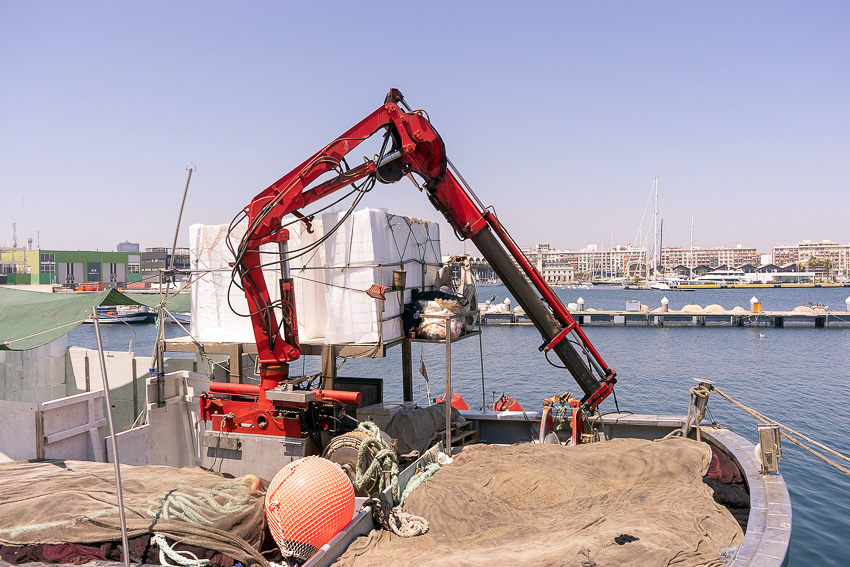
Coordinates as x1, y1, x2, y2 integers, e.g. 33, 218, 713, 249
169, 163, 196, 274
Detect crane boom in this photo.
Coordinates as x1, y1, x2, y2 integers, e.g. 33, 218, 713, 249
233, 88, 616, 413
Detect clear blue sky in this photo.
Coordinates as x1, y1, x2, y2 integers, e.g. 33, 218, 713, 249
2, 1, 848, 256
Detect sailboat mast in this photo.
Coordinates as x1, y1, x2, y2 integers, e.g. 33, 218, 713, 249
660, 219, 664, 278
689, 212, 694, 279
653, 174, 659, 281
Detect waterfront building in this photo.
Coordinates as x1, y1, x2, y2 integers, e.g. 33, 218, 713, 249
519, 243, 644, 282
516, 244, 576, 283
466, 257, 498, 282
117, 241, 140, 253
0, 248, 143, 287
577, 244, 646, 279
772, 240, 849, 279
661, 245, 759, 272
140, 247, 191, 283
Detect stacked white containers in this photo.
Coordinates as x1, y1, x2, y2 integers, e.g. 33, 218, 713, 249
190, 218, 327, 343
189, 208, 440, 346
321, 209, 441, 343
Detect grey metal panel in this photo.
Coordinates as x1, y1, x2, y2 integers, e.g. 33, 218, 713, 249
700, 428, 791, 567
199, 432, 306, 481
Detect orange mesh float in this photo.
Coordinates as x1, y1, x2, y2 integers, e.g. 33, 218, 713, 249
265, 456, 355, 561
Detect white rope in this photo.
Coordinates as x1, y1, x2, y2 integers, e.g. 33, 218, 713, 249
713, 387, 850, 477
153, 533, 210, 567
2, 317, 88, 346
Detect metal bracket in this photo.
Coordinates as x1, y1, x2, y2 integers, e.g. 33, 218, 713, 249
756, 423, 782, 474
718, 545, 739, 564
203, 432, 242, 451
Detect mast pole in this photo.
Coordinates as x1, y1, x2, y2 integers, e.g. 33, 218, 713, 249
690, 212, 694, 279
653, 174, 659, 281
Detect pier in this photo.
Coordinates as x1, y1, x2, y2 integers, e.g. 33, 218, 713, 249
482, 309, 850, 328
624, 282, 850, 290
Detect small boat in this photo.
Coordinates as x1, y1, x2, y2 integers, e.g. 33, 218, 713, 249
166, 311, 191, 324
83, 305, 151, 324
693, 269, 748, 284
591, 278, 627, 287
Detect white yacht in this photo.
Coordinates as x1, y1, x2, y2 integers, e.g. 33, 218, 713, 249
693, 269, 747, 284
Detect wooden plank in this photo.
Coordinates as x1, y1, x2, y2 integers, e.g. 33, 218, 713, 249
40, 389, 103, 411
44, 418, 107, 444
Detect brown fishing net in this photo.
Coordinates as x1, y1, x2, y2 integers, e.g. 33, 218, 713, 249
0, 460, 269, 566
334, 438, 743, 567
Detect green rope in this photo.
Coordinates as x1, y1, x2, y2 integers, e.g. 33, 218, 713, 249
354, 422, 402, 504
145, 481, 256, 526
400, 462, 441, 505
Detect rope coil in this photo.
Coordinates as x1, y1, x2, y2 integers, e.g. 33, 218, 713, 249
153, 533, 210, 567
364, 490, 430, 538
353, 422, 441, 538
353, 422, 401, 503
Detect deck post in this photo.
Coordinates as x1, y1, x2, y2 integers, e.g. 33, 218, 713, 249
445, 318, 453, 455
402, 339, 413, 402
321, 345, 338, 390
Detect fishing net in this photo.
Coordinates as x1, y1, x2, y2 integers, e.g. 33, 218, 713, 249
333, 438, 743, 567
0, 460, 269, 566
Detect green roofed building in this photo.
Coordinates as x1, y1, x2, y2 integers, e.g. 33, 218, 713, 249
0, 248, 143, 287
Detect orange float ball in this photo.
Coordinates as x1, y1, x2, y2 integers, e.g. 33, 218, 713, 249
265, 456, 355, 561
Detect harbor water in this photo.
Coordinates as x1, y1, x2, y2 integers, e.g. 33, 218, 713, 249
68, 285, 850, 566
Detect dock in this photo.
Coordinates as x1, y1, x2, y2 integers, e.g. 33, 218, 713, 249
624, 282, 850, 290
481, 309, 850, 328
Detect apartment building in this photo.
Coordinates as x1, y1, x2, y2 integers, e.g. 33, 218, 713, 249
772, 240, 850, 278
661, 245, 759, 271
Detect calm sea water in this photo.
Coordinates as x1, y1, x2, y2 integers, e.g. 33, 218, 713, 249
68, 285, 850, 566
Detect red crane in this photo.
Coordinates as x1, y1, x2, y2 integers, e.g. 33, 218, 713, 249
200, 89, 616, 439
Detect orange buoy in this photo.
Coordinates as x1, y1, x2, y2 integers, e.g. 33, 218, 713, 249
265, 456, 354, 561
436, 392, 470, 410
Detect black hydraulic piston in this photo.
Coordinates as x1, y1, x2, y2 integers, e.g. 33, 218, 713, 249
471, 226, 601, 397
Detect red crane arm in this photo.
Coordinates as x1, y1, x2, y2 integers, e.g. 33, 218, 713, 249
237, 89, 615, 409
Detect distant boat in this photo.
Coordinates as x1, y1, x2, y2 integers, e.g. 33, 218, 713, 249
693, 269, 747, 284
592, 278, 627, 287
649, 281, 671, 291
167, 312, 191, 324
84, 305, 151, 324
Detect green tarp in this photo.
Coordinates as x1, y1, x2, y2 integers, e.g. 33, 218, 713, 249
0, 288, 141, 351
124, 292, 191, 313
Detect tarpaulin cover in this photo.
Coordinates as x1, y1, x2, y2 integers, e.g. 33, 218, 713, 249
0, 460, 269, 567
383, 404, 467, 455
334, 438, 743, 567
125, 292, 191, 314
0, 288, 141, 351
